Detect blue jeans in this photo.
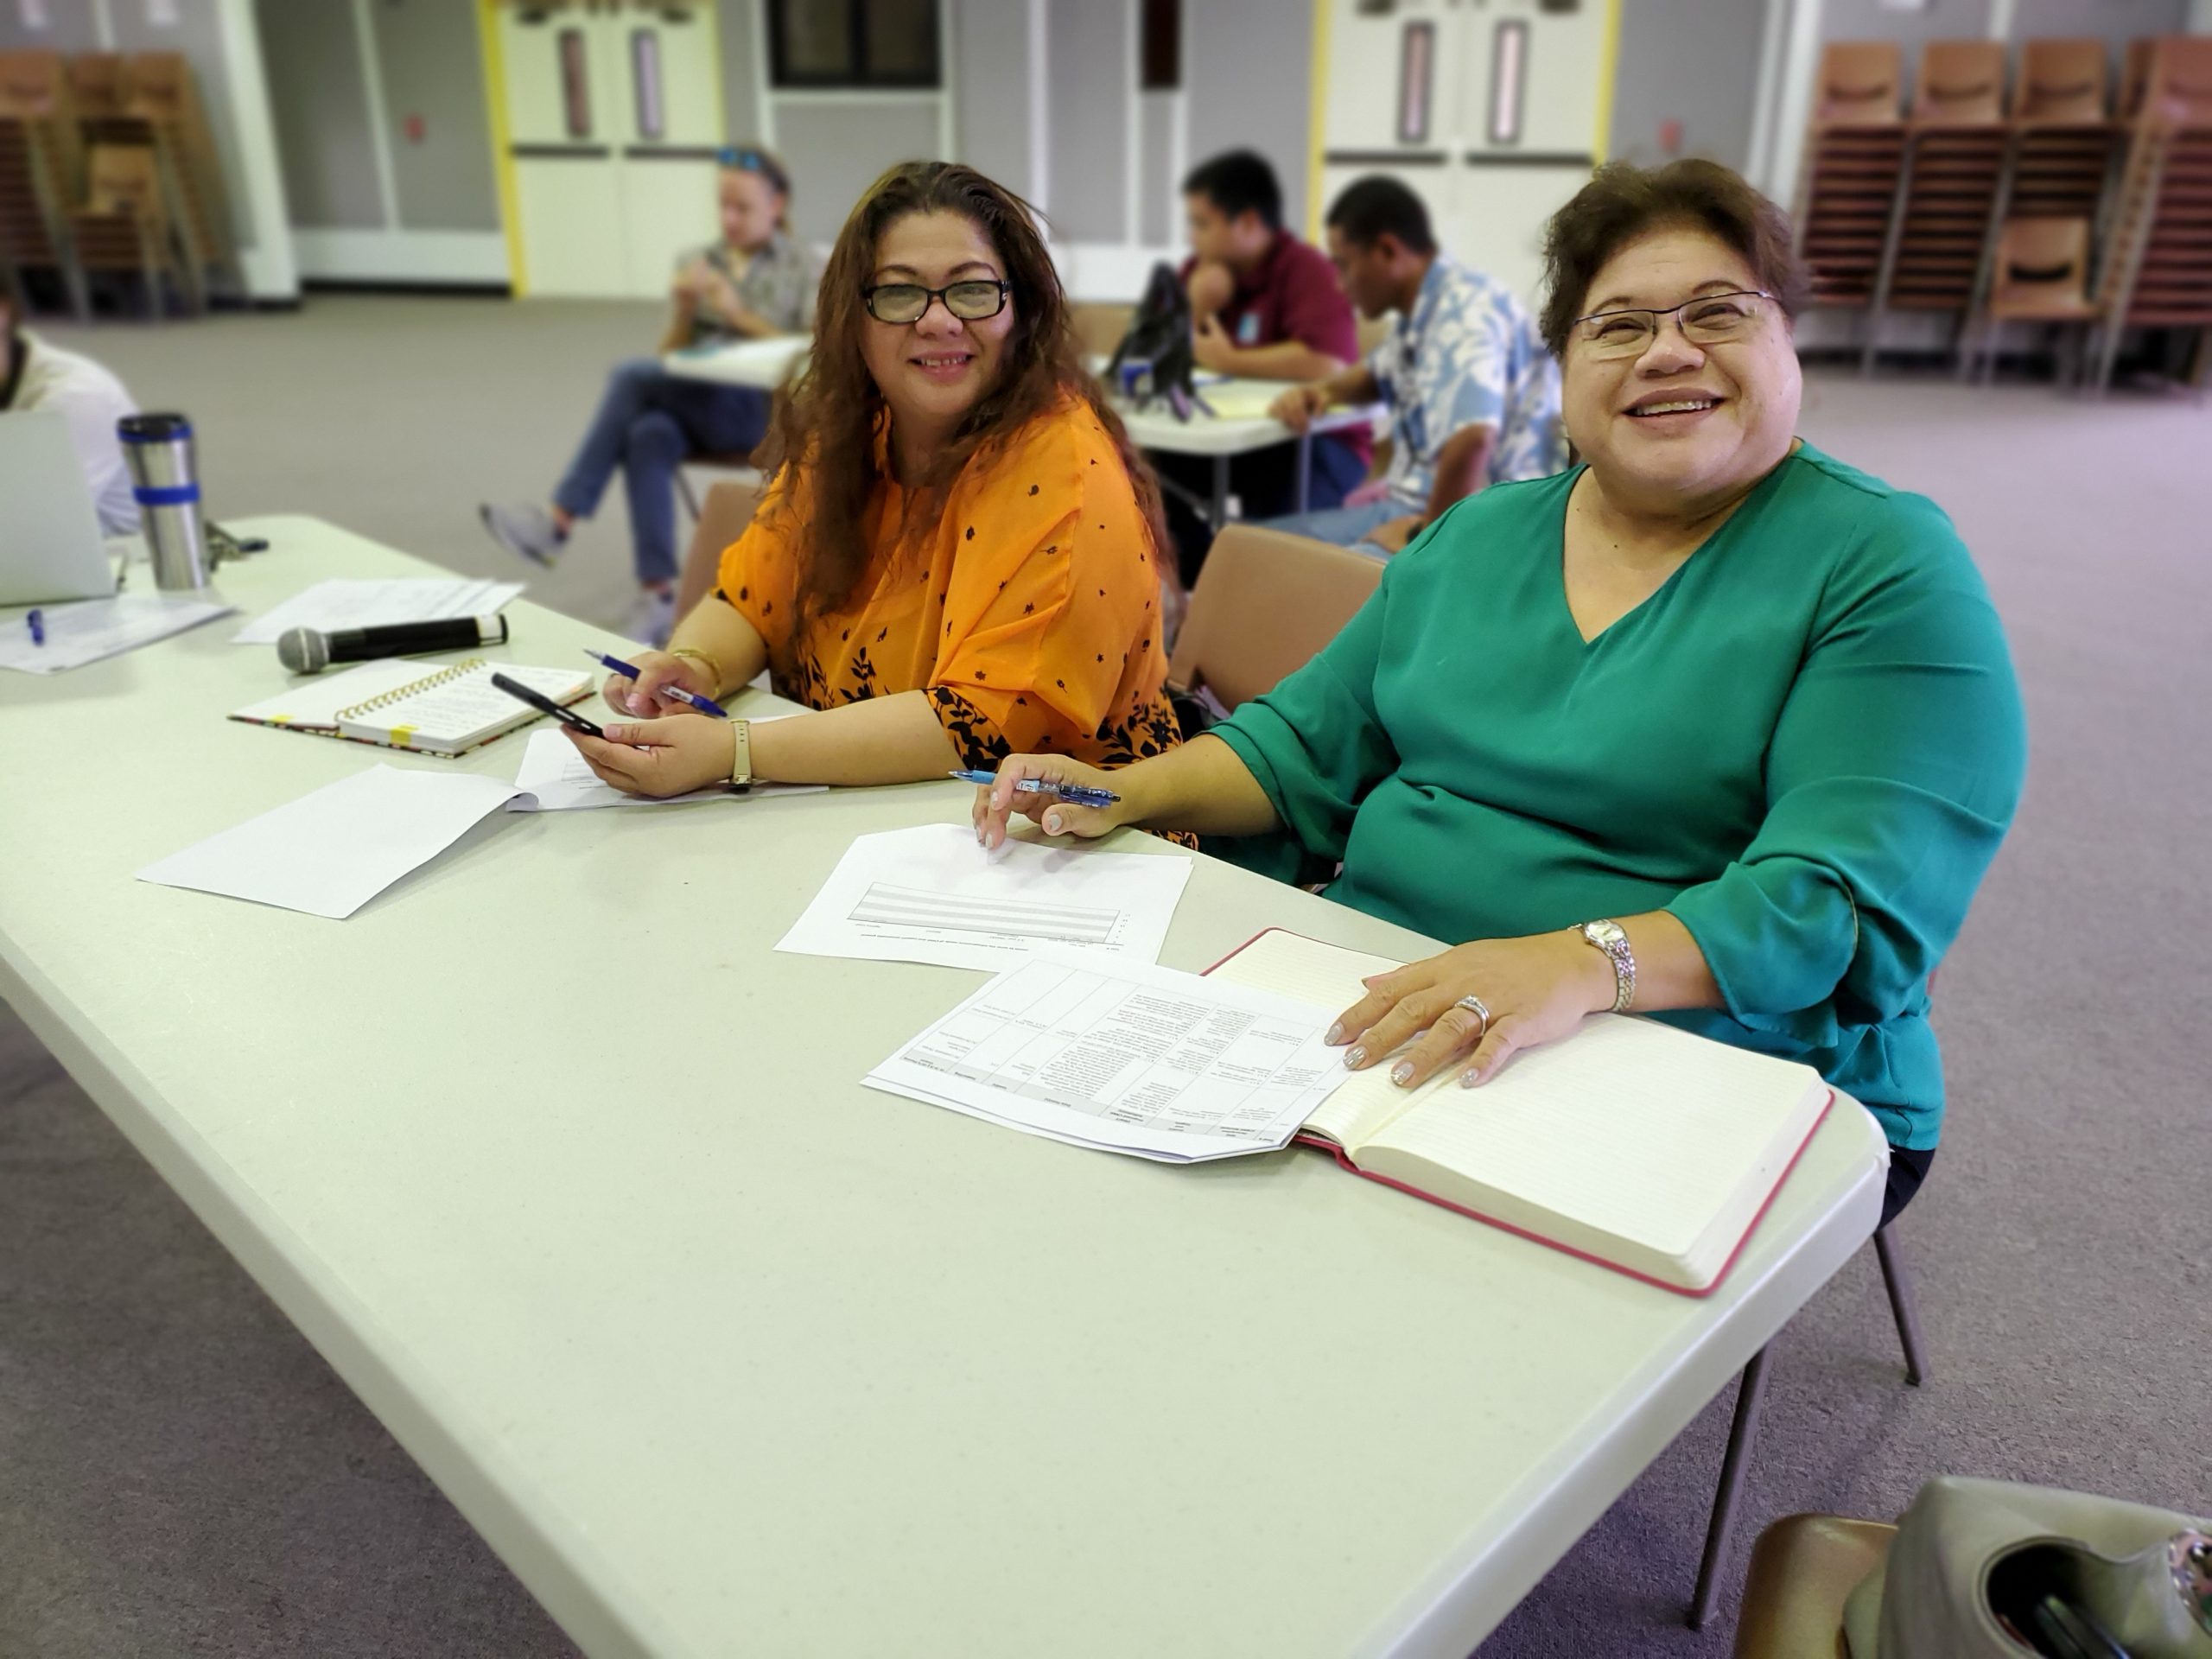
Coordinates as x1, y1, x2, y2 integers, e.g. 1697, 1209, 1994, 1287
552, 358, 769, 586
1254, 498, 1407, 555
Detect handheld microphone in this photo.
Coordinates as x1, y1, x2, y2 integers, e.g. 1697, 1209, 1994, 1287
276, 613, 511, 674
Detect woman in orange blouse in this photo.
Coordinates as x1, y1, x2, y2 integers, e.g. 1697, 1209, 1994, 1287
565, 161, 1182, 797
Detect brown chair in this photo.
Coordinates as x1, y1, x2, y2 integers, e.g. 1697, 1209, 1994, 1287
69, 140, 176, 317
1965, 216, 2100, 381
0, 48, 87, 317
1166, 523, 1382, 713
1796, 45, 1908, 309
2012, 38, 2108, 125
1732, 1514, 1897, 1658
672, 477, 763, 624
2089, 35, 2212, 390
1071, 300, 1134, 360
1912, 40, 2006, 127
1690, 1219, 1930, 1630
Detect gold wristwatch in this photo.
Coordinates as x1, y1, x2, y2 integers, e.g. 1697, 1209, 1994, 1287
728, 718, 753, 791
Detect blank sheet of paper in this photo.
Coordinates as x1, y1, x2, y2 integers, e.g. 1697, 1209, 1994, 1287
137, 765, 522, 919
506, 728, 823, 810
777, 823, 1193, 971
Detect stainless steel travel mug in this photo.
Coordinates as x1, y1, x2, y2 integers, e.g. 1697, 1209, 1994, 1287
118, 412, 210, 591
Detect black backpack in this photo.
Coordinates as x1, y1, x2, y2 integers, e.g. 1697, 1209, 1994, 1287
1104, 263, 1208, 421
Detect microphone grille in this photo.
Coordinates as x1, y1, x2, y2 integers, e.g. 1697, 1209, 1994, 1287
276, 626, 329, 674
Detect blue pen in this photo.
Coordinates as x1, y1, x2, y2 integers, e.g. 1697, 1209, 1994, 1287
581, 646, 728, 718
950, 769, 1121, 809
26, 608, 44, 646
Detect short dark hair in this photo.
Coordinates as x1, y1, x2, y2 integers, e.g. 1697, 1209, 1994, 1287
1324, 175, 1436, 257
1182, 149, 1281, 232
1538, 158, 1808, 358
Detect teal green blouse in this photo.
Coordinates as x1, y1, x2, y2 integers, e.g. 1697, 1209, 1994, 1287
1210, 442, 2026, 1150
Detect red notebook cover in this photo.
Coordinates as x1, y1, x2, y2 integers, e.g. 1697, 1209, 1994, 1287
1202, 927, 1834, 1299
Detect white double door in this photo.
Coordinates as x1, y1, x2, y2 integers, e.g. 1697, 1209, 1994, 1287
1318, 0, 1611, 304
495, 0, 726, 298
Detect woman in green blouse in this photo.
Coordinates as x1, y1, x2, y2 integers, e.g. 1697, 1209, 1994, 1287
974, 160, 2025, 1224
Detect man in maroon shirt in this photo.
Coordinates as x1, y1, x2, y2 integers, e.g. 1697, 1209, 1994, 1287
1157, 150, 1371, 584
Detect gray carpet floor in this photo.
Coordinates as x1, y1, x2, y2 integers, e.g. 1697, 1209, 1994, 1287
4, 296, 2209, 1657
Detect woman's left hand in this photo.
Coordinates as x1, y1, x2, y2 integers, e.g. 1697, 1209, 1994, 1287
1329, 931, 1617, 1089
563, 715, 735, 798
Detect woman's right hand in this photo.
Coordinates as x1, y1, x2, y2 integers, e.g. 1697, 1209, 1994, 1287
973, 754, 1132, 849
601, 650, 715, 718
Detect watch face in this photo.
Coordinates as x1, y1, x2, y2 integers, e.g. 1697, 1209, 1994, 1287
1586, 920, 1627, 948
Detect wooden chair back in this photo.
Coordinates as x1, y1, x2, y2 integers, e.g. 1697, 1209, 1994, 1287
1813, 42, 1904, 127
2011, 39, 2107, 124
1167, 524, 1382, 711
1914, 40, 2005, 126
1986, 217, 2096, 320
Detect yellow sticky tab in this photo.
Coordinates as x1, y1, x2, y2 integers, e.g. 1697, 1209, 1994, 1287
390, 725, 416, 747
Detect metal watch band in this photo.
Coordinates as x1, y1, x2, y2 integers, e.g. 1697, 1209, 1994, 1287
1582, 919, 1637, 1013
728, 719, 753, 789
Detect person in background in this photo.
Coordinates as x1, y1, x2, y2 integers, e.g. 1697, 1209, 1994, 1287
562, 161, 1184, 800
480, 146, 817, 646
1155, 149, 1369, 585
0, 290, 140, 534
1265, 175, 1564, 556
976, 159, 2027, 1228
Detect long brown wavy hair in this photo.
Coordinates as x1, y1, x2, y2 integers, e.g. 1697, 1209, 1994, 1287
754, 161, 1167, 630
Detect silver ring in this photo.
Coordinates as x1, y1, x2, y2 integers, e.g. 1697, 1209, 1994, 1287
1454, 994, 1492, 1041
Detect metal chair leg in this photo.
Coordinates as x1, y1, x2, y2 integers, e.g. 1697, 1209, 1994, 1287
1688, 1343, 1773, 1630
674, 467, 702, 522
1872, 1226, 1929, 1386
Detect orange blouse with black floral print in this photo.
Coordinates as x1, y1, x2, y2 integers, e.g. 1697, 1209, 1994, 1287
713, 396, 1183, 772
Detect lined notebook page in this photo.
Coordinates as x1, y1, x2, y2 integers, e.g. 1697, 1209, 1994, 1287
231, 658, 433, 730
1359, 1017, 1825, 1273
1206, 930, 1419, 1148
337, 662, 588, 753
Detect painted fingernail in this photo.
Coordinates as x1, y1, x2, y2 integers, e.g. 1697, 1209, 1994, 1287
1459, 1067, 1481, 1089
1343, 1046, 1366, 1070
1324, 1021, 1344, 1045
1391, 1061, 1414, 1086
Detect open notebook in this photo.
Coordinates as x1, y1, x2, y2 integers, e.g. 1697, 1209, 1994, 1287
1211, 930, 1834, 1295
230, 658, 591, 756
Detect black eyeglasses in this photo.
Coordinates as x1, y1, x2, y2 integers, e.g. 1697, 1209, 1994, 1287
861, 281, 1011, 325
1572, 289, 1776, 359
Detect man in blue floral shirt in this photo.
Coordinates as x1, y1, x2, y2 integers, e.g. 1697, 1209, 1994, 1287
1266, 176, 1565, 554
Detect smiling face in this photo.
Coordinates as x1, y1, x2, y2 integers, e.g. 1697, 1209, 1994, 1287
717, 167, 783, 252
1561, 224, 1802, 514
859, 209, 1016, 440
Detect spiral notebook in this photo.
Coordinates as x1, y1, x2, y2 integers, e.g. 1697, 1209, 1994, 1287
229, 657, 593, 756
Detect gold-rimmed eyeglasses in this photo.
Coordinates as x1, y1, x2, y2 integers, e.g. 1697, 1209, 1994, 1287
1572, 289, 1776, 359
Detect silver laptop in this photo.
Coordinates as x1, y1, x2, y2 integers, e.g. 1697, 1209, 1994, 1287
0, 411, 120, 606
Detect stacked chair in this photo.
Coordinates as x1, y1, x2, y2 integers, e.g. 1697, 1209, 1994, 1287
0, 49, 88, 319
1862, 41, 2008, 371
1792, 43, 1908, 310
2089, 35, 2212, 391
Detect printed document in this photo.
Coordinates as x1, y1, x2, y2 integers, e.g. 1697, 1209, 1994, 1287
232, 577, 524, 645
866, 953, 1344, 1162
778, 823, 1192, 970
0, 594, 235, 674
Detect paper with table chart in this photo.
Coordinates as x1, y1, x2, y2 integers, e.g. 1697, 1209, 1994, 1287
506, 727, 824, 810
231, 577, 524, 645
776, 823, 1193, 970
0, 593, 235, 674
865, 952, 1345, 1162
137, 764, 525, 919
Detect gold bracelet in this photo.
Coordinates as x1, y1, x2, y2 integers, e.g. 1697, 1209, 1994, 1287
668, 645, 728, 696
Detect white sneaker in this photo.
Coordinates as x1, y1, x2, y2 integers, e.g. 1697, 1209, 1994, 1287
624, 587, 677, 649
